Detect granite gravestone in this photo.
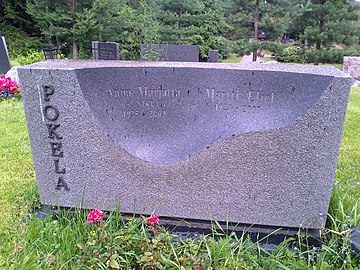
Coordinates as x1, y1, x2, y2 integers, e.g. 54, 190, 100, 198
17, 61, 351, 231
343, 56, 360, 80
92, 41, 120, 60
141, 44, 199, 62
207, 50, 219, 62
0, 35, 11, 74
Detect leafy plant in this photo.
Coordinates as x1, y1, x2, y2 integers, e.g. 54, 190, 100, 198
275, 46, 305, 63
11, 50, 44, 66
0, 76, 20, 101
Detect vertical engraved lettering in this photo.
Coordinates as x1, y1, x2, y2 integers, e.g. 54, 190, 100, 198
43, 85, 55, 101
55, 176, 70, 190
46, 123, 63, 139
53, 159, 66, 174
43, 84, 69, 191
43, 105, 59, 121
49, 141, 64, 157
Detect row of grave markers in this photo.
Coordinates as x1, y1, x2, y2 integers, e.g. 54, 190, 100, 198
91, 41, 219, 62
2, 38, 218, 75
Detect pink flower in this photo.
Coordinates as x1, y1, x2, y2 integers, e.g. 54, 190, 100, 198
0, 76, 19, 96
146, 214, 160, 225
87, 208, 104, 224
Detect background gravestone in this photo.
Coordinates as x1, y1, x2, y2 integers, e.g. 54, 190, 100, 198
17, 61, 351, 232
0, 35, 11, 74
343, 56, 360, 80
92, 41, 120, 60
207, 50, 219, 62
141, 44, 199, 62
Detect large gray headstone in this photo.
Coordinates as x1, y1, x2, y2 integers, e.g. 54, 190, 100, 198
141, 44, 199, 62
92, 41, 120, 60
0, 36, 11, 74
17, 61, 351, 230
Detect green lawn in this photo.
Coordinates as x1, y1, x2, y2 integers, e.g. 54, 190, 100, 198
0, 89, 359, 269
222, 54, 343, 70
261, 56, 343, 70
221, 53, 242, 63
283, 62, 343, 70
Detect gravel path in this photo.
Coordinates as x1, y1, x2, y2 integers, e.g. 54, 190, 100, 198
240, 52, 273, 63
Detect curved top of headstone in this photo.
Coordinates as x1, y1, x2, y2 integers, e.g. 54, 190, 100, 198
19, 61, 349, 163
5, 66, 20, 83
22, 60, 347, 77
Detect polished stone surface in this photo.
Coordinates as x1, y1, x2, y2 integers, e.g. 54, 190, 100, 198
92, 41, 120, 60
141, 44, 199, 62
0, 36, 11, 74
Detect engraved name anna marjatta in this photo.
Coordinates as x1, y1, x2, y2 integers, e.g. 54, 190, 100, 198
108, 86, 181, 100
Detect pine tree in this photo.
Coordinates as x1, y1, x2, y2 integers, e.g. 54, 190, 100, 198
27, 0, 93, 58
227, 0, 291, 61
0, 0, 36, 34
297, 0, 360, 64
156, 0, 229, 59
26, 0, 143, 59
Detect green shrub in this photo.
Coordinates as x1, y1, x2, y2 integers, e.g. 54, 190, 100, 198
12, 50, 44, 66
0, 24, 43, 59
232, 40, 256, 57
305, 49, 344, 64
262, 41, 287, 55
275, 46, 304, 63
343, 47, 360, 57
275, 46, 359, 64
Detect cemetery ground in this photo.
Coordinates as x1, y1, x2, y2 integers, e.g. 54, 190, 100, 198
0, 88, 359, 269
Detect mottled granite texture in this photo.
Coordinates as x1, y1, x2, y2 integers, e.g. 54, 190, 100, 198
141, 44, 199, 62
17, 60, 352, 229
343, 56, 360, 79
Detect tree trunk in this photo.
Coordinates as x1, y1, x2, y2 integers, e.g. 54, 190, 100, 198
73, 39, 78, 59
315, 0, 326, 65
314, 18, 324, 65
72, 0, 78, 59
252, 0, 259, 62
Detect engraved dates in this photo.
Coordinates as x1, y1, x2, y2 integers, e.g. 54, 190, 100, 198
122, 110, 166, 119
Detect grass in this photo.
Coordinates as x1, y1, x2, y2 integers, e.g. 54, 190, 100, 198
261, 57, 343, 70
282, 62, 343, 70
222, 54, 342, 70
0, 89, 359, 269
221, 53, 242, 63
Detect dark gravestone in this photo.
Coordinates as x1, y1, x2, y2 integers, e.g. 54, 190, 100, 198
92, 41, 120, 60
350, 227, 360, 259
207, 50, 219, 62
0, 35, 11, 74
141, 44, 199, 62
17, 61, 351, 232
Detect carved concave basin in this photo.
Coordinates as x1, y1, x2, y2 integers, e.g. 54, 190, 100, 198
76, 67, 331, 163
